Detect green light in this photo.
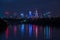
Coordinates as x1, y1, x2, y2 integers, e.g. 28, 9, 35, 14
23, 20, 26, 22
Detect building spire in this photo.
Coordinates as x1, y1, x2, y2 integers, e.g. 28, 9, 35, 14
35, 10, 39, 18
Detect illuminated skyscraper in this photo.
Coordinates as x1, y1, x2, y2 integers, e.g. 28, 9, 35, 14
34, 10, 39, 18
27, 11, 32, 19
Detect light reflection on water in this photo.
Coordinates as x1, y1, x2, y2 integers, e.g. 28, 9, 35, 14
0, 24, 60, 40
44, 25, 50, 40
28, 24, 32, 37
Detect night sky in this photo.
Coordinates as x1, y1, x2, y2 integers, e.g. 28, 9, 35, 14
0, 0, 60, 17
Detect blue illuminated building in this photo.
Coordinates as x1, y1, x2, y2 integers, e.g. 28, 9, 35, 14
27, 11, 32, 18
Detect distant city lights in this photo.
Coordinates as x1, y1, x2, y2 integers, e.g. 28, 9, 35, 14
0, 10, 51, 19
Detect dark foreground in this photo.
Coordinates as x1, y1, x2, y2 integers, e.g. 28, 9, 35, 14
0, 18, 60, 40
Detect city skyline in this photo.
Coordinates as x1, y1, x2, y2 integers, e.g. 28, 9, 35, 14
0, 10, 52, 18
0, 0, 60, 17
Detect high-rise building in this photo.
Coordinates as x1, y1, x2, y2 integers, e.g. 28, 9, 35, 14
27, 11, 32, 19
34, 10, 39, 18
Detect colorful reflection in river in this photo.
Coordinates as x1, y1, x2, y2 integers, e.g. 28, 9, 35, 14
20, 24, 25, 37
28, 24, 32, 37
1, 24, 55, 40
44, 25, 49, 39
14, 25, 17, 37
5, 27, 8, 40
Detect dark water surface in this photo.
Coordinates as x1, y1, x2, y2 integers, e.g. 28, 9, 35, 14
0, 23, 60, 40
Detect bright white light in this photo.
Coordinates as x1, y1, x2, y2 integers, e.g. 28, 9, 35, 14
20, 13, 24, 18
21, 13, 24, 16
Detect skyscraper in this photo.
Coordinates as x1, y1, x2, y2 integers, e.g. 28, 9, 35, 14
34, 10, 39, 18
27, 11, 32, 19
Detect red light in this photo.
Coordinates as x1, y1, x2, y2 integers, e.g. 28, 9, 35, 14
5, 27, 8, 40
